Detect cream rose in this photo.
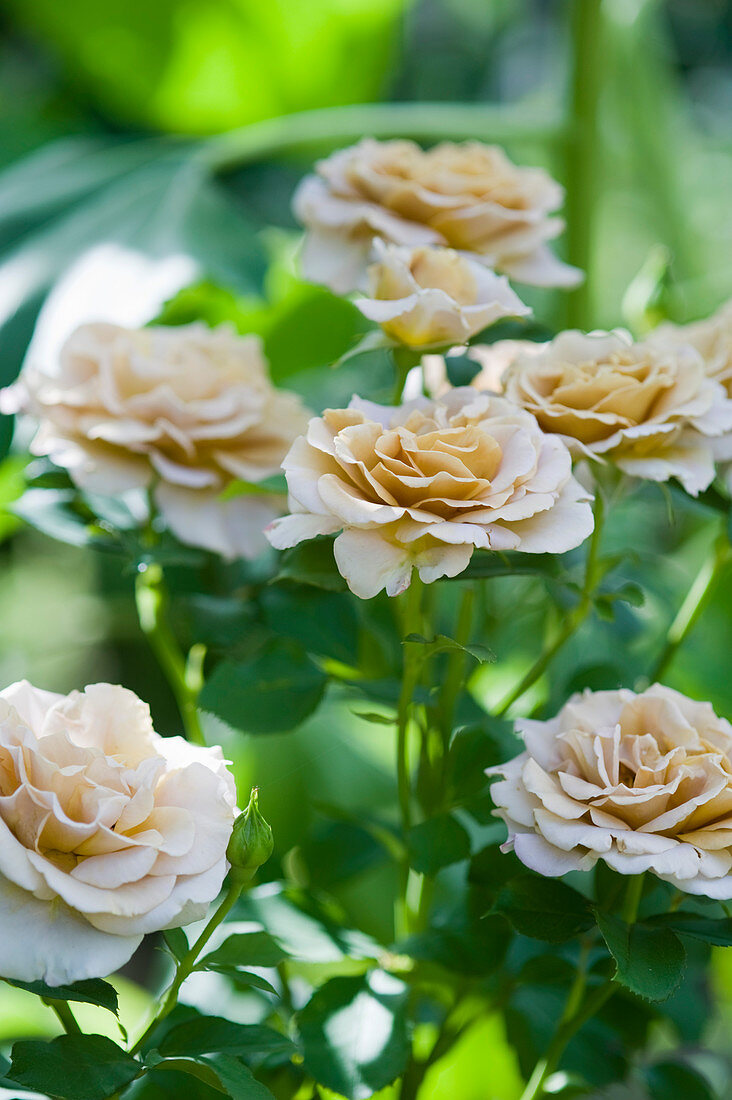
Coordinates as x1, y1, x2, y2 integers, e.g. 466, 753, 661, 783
0, 322, 309, 559
293, 138, 582, 294
0, 680, 237, 986
266, 389, 594, 599
650, 298, 732, 395
501, 329, 732, 495
490, 684, 732, 899
355, 241, 530, 349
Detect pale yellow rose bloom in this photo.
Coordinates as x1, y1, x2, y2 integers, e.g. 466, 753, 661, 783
0, 681, 237, 985
293, 138, 583, 294
501, 329, 732, 495
266, 389, 593, 599
1, 322, 310, 559
490, 684, 732, 898
650, 298, 732, 395
354, 242, 530, 350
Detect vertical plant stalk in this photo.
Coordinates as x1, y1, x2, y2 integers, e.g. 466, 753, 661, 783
129, 879, 244, 1056
563, 0, 605, 329
43, 998, 82, 1035
495, 490, 606, 717
395, 576, 425, 937
652, 526, 729, 682
135, 562, 207, 746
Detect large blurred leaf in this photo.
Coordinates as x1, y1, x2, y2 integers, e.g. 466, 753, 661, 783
8, 1034, 139, 1100
297, 971, 409, 1099
6, 0, 409, 133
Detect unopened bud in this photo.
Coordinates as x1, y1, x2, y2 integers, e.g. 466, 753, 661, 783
227, 787, 274, 884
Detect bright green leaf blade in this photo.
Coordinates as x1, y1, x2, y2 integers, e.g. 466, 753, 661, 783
8, 1035, 139, 1100
199, 931, 287, 970
407, 814, 471, 875
159, 1016, 295, 1065
597, 912, 686, 1001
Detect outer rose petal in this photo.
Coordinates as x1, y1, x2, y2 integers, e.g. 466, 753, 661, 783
266, 512, 342, 550
333, 530, 413, 598
0, 876, 142, 986
155, 482, 280, 560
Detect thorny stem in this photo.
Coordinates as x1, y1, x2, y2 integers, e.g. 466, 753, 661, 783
495, 490, 606, 718
652, 526, 730, 682
129, 879, 244, 1056
135, 562, 207, 746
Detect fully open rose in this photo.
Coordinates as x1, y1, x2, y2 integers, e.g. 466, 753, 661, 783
355, 241, 530, 349
0, 681, 236, 985
293, 138, 582, 294
651, 298, 732, 395
490, 684, 732, 898
266, 389, 593, 598
501, 329, 732, 494
0, 322, 309, 559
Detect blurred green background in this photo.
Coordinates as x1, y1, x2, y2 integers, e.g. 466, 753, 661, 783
0, 0, 732, 1094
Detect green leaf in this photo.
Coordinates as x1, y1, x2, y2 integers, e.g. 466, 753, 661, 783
647, 911, 732, 946
597, 911, 686, 1001
13, 489, 116, 549
5, 977, 119, 1016
444, 351, 482, 387
274, 538, 345, 591
199, 931, 287, 971
404, 632, 494, 664
642, 1061, 715, 1100
163, 928, 189, 962
403, 915, 510, 977
494, 876, 595, 942
8, 1035, 139, 1100
407, 814, 471, 875
261, 585, 359, 664
200, 642, 327, 734
159, 1016, 295, 1066
239, 886, 381, 963
298, 971, 409, 1099
153, 1053, 275, 1098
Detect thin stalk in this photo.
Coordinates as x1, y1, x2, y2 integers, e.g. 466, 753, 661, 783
129, 880, 243, 1056
621, 872, 645, 925
495, 491, 605, 717
197, 102, 566, 175
652, 528, 729, 682
395, 577, 425, 937
438, 584, 475, 748
135, 562, 207, 746
43, 998, 82, 1035
562, 0, 605, 329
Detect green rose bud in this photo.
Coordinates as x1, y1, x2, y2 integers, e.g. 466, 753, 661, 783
227, 787, 274, 884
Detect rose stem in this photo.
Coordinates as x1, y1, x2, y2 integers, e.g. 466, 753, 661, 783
495, 489, 606, 719
134, 562, 207, 746
394, 574, 425, 939
128, 878, 244, 1056
42, 998, 82, 1035
519, 874, 643, 1100
651, 524, 730, 683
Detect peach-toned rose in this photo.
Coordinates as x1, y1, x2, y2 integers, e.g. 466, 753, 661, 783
501, 329, 732, 495
490, 684, 732, 898
650, 298, 732, 395
266, 389, 593, 599
0, 681, 236, 985
355, 241, 530, 349
0, 322, 309, 559
293, 139, 582, 294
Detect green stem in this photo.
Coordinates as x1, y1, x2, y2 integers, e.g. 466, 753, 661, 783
621, 872, 645, 925
439, 584, 475, 748
129, 880, 243, 1056
135, 562, 207, 746
395, 577, 425, 937
562, 0, 605, 329
197, 102, 566, 175
495, 491, 605, 718
651, 527, 729, 682
43, 998, 82, 1035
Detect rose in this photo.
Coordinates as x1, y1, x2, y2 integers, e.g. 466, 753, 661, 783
501, 329, 732, 495
490, 684, 732, 898
650, 298, 732, 395
0, 322, 309, 559
293, 138, 583, 294
266, 389, 594, 598
354, 241, 530, 349
0, 680, 237, 986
